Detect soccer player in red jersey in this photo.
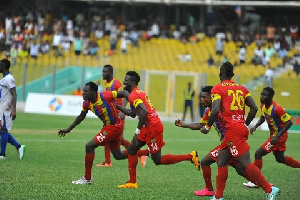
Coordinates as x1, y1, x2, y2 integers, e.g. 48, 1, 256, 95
243, 87, 300, 188
176, 86, 246, 197
116, 71, 200, 188
58, 81, 145, 185
200, 61, 279, 200
97, 65, 146, 167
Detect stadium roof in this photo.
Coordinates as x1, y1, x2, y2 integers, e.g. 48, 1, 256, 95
72, 0, 300, 7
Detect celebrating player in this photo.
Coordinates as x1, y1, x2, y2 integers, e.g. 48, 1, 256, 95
116, 71, 200, 189
175, 86, 246, 197
200, 61, 279, 200
58, 81, 148, 185
243, 87, 300, 188
0, 59, 26, 160
97, 64, 146, 168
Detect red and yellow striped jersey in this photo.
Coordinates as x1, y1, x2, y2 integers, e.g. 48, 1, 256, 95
261, 101, 291, 136
82, 91, 120, 126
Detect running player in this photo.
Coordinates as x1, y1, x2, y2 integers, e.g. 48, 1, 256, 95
97, 64, 147, 168
200, 61, 279, 200
0, 59, 26, 160
243, 87, 300, 188
175, 86, 245, 197
58, 81, 147, 185
116, 71, 200, 188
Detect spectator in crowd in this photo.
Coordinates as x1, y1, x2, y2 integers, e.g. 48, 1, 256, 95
19, 46, 29, 61
216, 38, 224, 55
40, 40, 50, 54
266, 23, 276, 43
265, 45, 276, 58
277, 47, 288, 67
130, 29, 139, 47
295, 39, 300, 55
120, 32, 130, 55
290, 25, 298, 42
109, 27, 118, 51
10, 45, 18, 66
262, 52, 270, 66
239, 44, 246, 64
265, 67, 274, 87
74, 36, 83, 56
293, 60, 300, 76
30, 40, 40, 60
207, 55, 214, 67
254, 46, 264, 65
274, 39, 281, 52
151, 22, 160, 38
178, 52, 191, 62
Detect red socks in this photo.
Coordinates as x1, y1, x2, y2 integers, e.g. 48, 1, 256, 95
160, 154, 191, 165
245, 164, 271, 193
215, 166, 228, 199
128, 154, 138, 183
137, 149, 149, 157
284, 156, 300, 168
84, 153, 95, 180
104, 144, 111, 164
202, 166, 213, 191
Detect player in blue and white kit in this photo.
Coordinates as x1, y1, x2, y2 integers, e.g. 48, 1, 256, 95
0, 59, 26, 160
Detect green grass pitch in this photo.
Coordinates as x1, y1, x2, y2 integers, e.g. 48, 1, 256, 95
1, 113, 299, 200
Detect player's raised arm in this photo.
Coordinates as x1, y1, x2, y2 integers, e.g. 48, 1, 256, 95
245, 96, 258, 126
58, 110, 87, 137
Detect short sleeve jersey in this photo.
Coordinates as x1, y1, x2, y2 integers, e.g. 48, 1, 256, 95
261, 101, 291, 136
200, 107, 226, 141
82, 91, 119, 126
105, 78, 123, 106
128, 87, 160, 126
0, 73, 15, 112
211, 80, 251, 129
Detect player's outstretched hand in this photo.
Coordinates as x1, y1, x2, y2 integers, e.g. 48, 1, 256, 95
249, 126, 256, 135
200, 126, 209, 134
175, 119, 182, 127
58, 128, 70, 137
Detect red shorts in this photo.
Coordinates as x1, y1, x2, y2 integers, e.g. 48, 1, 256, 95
218, 123, 250, 158
93, 123, 123, 151
261, 132, 288, 153
209, 145, 239, 166
138, 121, 165, 154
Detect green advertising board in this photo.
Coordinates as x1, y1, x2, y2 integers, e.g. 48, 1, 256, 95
286, 110, 300, 131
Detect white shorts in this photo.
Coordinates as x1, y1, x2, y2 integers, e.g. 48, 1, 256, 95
1, 111, 13, 131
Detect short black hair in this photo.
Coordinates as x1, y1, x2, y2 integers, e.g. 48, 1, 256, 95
0, 58, 11, 70
263, 87, 275, 97
103, 64, 113, 73
221, 61, 234, 78
126, 71, 140, 85
85, 81, 98, 93
202, 86, 213, 94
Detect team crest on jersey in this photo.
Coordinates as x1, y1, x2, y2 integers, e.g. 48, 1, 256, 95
103, 131, 107, 136
228, 141, 233, 146
282, 114, 286, 119
151, 138, 156, 143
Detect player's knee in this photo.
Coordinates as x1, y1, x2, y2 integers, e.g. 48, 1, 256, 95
127, 146, 138, 155
254, 151, 262, 159
152, 157, 161, 165
85, 143, 94, 153
275, 156, 285, 163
